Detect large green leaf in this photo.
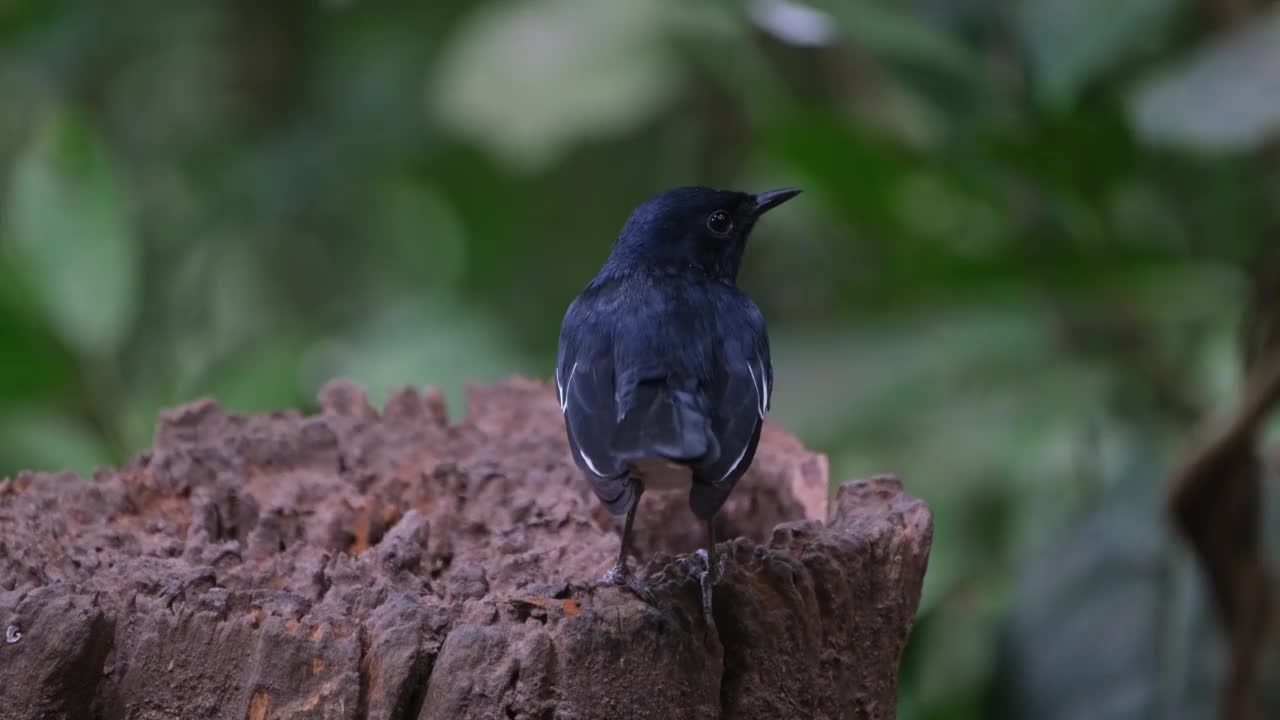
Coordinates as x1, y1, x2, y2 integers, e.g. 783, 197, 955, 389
432, 0, 688, 171
1018, 0, 1181, 108
3, 110, 139, 357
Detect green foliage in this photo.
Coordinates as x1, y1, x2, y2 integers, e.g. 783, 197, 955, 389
810, 0, 984, 84
434, 0, 692, 171
0, 408, 112, 478
1018, 0, 1182, 109
4, 108, 138, 357
1, 1, 1277, 718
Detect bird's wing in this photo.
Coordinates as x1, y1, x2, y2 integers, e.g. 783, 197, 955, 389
557, 301, 635, 514
689, 297, 771, 518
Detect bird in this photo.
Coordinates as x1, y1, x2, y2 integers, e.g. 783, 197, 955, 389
555, 185, 799, 618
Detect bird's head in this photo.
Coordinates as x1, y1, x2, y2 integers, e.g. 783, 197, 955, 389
608, 186, 800, 282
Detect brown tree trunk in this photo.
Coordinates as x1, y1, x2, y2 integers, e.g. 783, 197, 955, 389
0, 378, 931, 720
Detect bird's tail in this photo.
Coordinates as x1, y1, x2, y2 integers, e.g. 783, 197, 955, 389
612, 381, 719, 465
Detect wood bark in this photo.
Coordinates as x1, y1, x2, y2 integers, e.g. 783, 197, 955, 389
0, 378, 932, 720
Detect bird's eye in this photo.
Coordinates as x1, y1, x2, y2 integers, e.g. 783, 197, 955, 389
706, 210, 733, 236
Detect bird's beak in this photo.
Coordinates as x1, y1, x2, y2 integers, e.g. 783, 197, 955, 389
752, 187, 802, 216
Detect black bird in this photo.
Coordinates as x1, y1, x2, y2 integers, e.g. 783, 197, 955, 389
555, 185, 799, 614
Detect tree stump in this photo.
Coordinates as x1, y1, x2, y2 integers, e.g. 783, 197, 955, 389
0, 378, 932, 720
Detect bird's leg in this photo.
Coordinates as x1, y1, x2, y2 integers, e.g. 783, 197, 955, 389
617, 483, 640, 575
601, 479, 655, 603
698, 518, 718, 628
676, 518, 723, 629
707, 518, 724, 582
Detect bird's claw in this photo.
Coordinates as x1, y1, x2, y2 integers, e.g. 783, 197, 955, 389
694, 548, 726, 585
601, 565, 657, 605
691, 549, 718, 630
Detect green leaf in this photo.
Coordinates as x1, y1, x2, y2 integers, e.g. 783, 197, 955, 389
0, 409, 114, 479
0, 293, 74, 404
1018, 0, 1181, 109
762, 111, 1012, 253
4, 109, 139, 357
1129, 5, 1280, 151
806, 0, 984, 80
431, 0, 686, 172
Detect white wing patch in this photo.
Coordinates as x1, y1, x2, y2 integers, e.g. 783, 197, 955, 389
719, 435, 753, 483
746, 359, 766, 419
757, 355, 770, 415
557, 361, 577, 413
578, 447, 607, 477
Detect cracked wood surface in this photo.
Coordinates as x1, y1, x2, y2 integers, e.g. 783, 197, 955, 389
0, 377, 931, 720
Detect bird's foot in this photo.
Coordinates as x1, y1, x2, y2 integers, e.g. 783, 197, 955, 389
697, 547, 728, 584
601, 564, 656, 605
693, 549, 717, 630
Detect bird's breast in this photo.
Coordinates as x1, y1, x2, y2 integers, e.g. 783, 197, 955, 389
629, 458, 693, 491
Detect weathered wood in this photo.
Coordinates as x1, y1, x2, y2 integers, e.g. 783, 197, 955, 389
0, 378, 931, 720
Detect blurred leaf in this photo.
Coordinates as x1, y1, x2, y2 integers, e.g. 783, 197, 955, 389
3, 109, 138, 357
997, 432, 1280, 719
204, 337, 308, 415
901, 575, 1007, 716
364, 176, 468, 294
164, 237, 283, 397
1130, 5, 1280, 151
98, 4, 233, 155
1018, 0, 1180, 109
982, 109, 1141, 201
996, 465, 1219, 719
0, 0, 78, 45
763, 110, 919, 234
808, 0, 984, 79
0, 292, 74, 404
298, 301, 529, 418
432, 0, 687, 172
0, 408, 113, 478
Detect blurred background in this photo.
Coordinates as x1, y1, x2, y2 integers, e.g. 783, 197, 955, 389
2, 0, 1279, 717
